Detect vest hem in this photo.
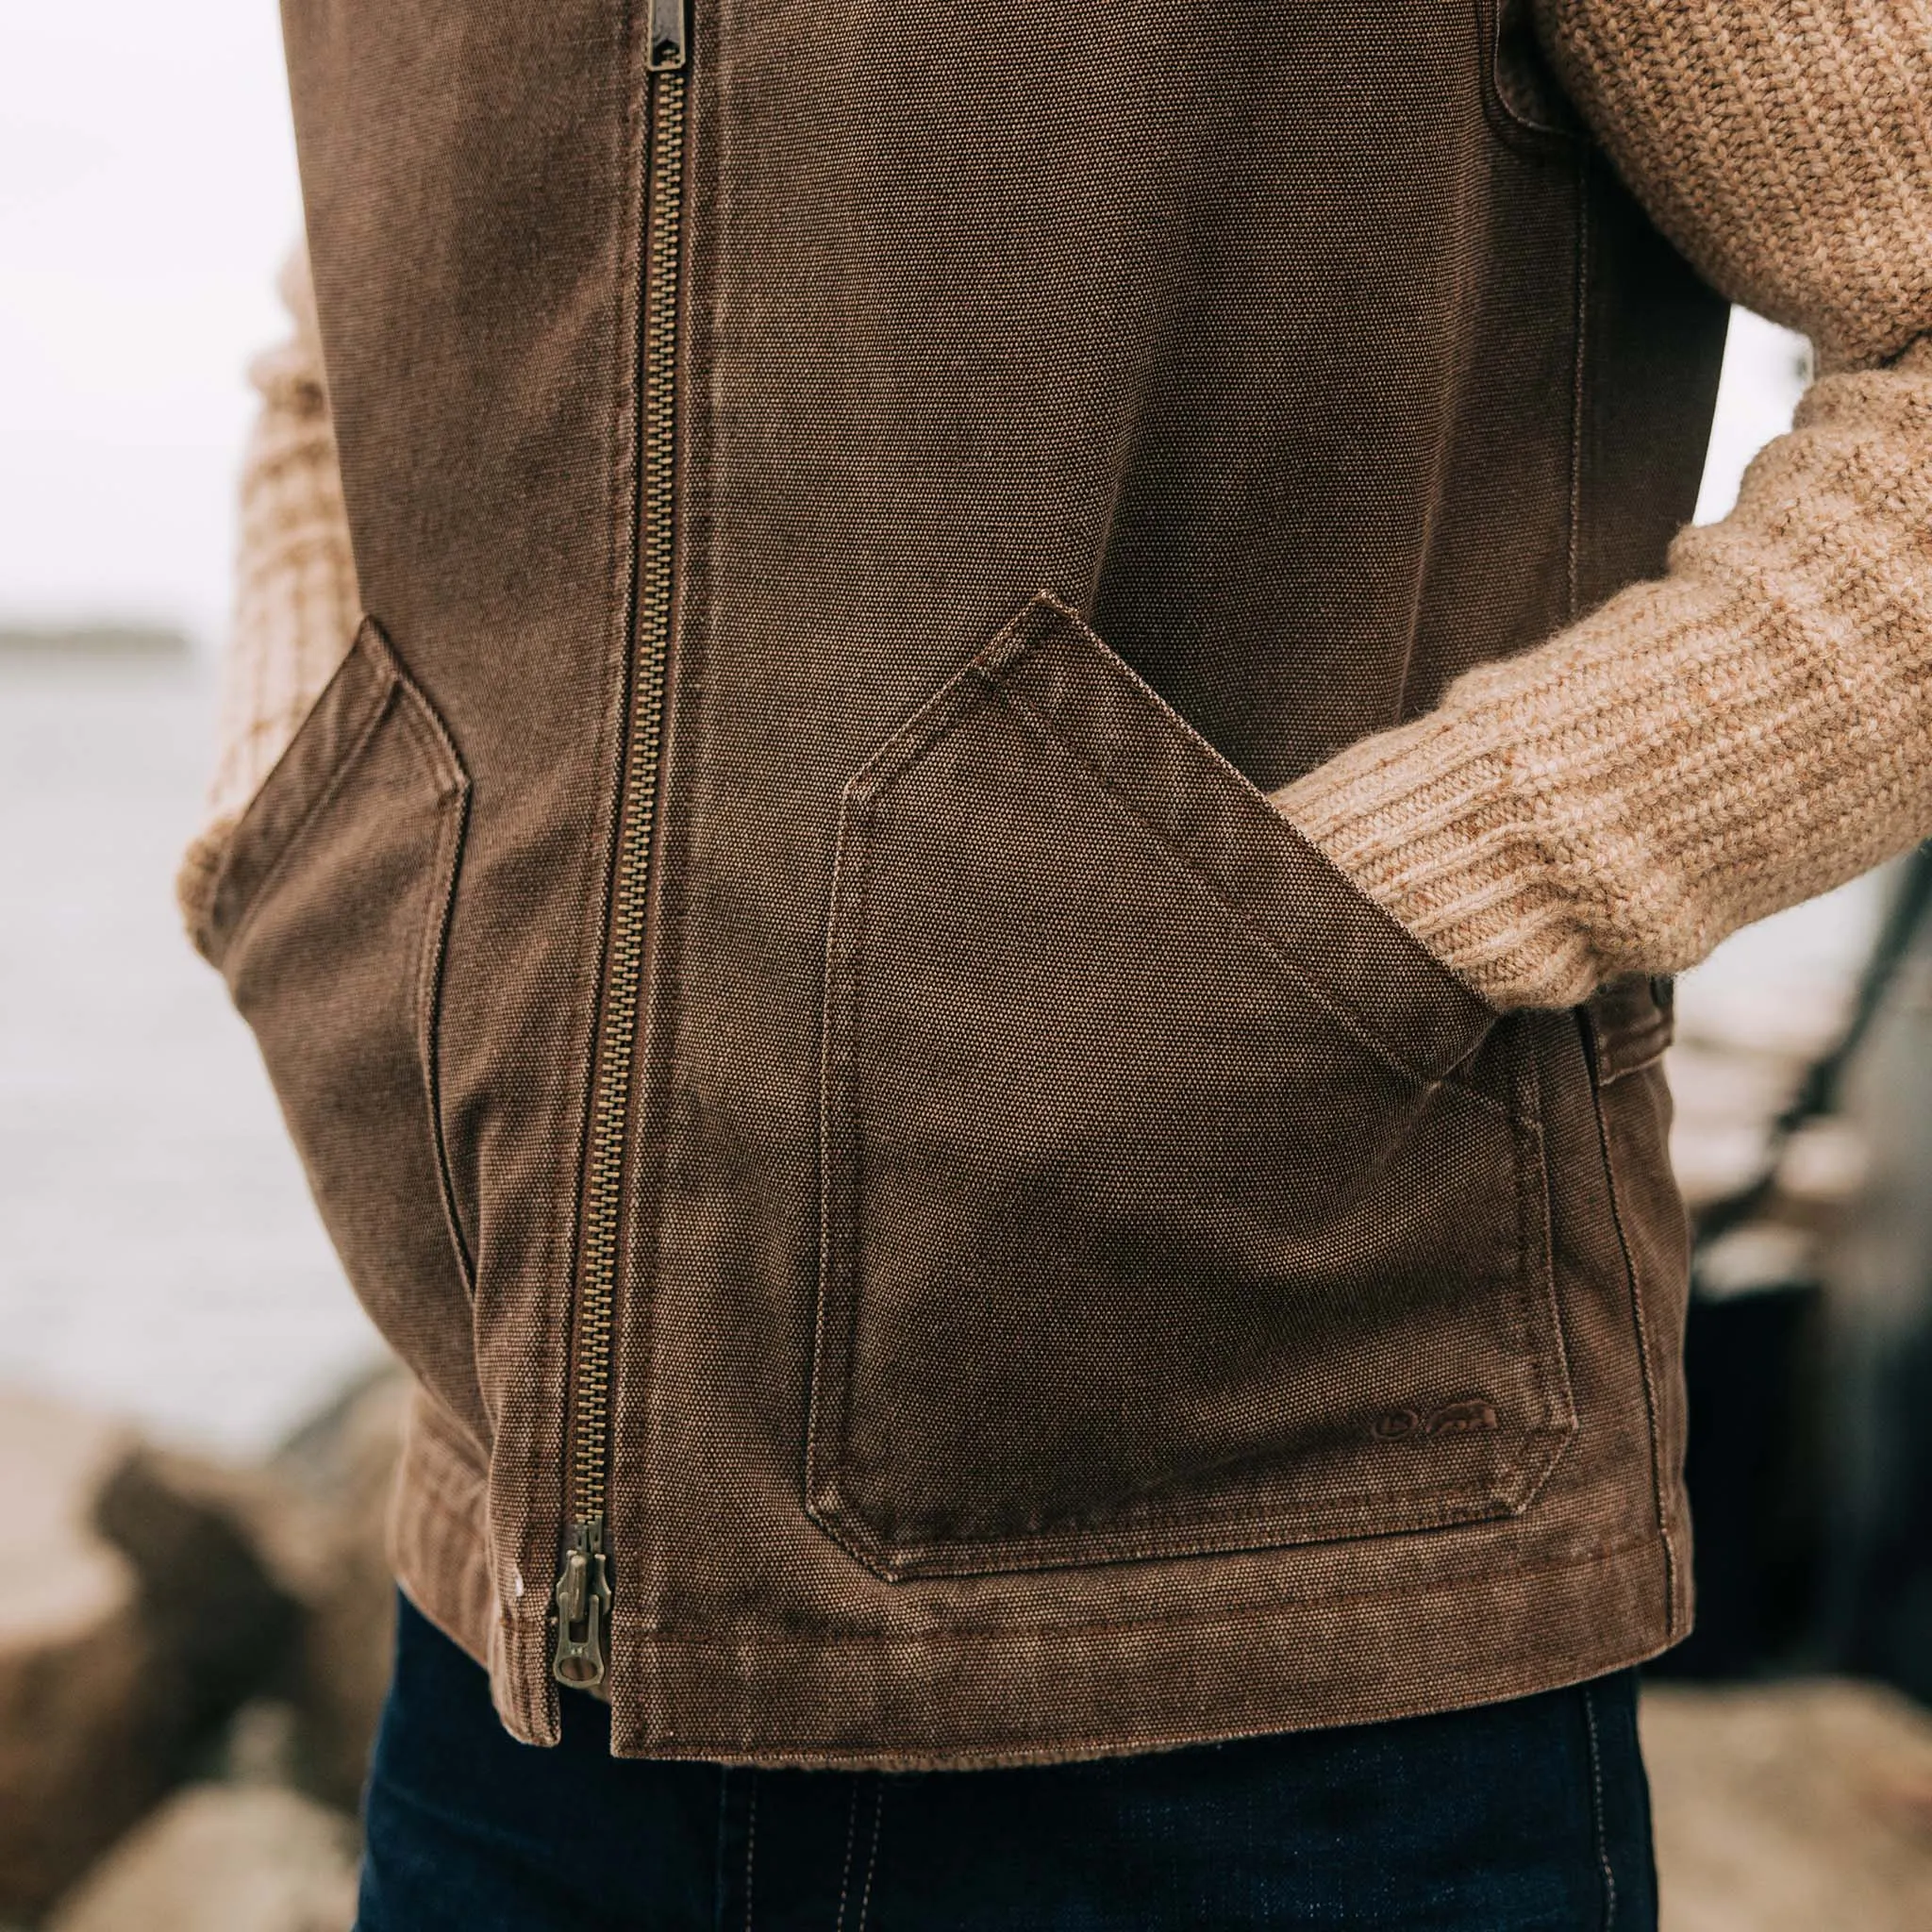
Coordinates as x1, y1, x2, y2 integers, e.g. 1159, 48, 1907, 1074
389, 1403, 1674, 1771
596, 1533, 1674, 1767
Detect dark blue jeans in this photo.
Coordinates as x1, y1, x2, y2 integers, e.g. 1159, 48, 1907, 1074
358, 1595, 1656, 1930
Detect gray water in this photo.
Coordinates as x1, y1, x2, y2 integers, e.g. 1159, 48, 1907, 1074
0, 655, 380, 1456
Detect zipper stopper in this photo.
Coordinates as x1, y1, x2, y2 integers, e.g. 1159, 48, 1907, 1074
646, 0, 687, 70
551, 1517, 614, 1689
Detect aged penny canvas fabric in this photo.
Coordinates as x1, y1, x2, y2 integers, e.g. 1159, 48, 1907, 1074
177, 0, 1930, 1764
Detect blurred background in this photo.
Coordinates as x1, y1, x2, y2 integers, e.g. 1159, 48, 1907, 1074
4, 7, 1932, 1929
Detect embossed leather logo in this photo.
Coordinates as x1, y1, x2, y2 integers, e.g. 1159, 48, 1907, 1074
1372, 1399, 1500, 1441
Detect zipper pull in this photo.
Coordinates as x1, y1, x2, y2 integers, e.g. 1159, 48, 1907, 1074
551, 1516, 614, 1689
647, 0, 687, 70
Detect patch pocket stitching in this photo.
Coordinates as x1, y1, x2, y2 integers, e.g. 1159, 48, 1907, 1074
211, 619, 478, 1304
382, 651, 478, 1291
196, 629, 398, 965
812, 927, 1566, 1576
992, 682, 1521, 1124
974, 594, 1497, 1087
808, 614, 1572, 1580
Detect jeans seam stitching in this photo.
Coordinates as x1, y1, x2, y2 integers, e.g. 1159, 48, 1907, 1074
856, 1782, 884, 1932
743, 1771, 759, 1932
1581, 1680, 1617, 1928
711, 1770, 731, 1932
833, 1781, 860, 1931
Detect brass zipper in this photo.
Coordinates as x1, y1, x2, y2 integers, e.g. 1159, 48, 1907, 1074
552, 0, 691, 1691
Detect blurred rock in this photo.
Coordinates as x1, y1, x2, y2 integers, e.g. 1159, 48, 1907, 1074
0, 1391, 297, 1919
261, 1367, 407, 1808
0, 1396, 151, 1917
215, 1700, 303, 1790
94, 1446, 301, 1759
45, 1786, 358, 1932
1646, 1678, 1932, 1930
0, 1370, 406, 1913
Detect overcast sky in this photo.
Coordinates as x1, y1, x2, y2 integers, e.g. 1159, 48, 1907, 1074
0, 6, 299, 648
0, 7, 1801, 655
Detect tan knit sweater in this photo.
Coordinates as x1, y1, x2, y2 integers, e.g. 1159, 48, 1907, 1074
197, 1, 1932, 1011
179, 248, 359, 918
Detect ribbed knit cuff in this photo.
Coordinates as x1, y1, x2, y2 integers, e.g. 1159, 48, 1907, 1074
1271, 708, 1602, 1010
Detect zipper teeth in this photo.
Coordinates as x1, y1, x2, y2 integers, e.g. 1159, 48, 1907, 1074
571, 66, 690, 1534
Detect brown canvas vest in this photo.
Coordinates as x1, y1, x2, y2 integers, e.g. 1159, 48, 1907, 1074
210, 0, 1728, 1762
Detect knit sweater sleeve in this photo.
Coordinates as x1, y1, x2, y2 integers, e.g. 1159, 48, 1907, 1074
176, 243, 360, 929
1270, 1, 1932, 1009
